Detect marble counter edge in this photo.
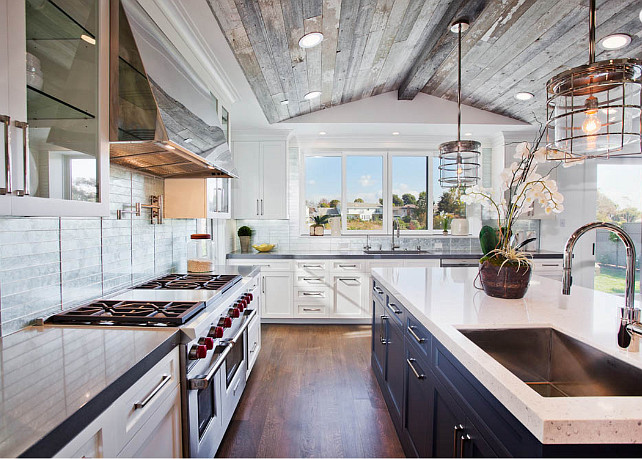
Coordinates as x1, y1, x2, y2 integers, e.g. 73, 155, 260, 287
370, 269, 642, 446
18, 330, 181, 458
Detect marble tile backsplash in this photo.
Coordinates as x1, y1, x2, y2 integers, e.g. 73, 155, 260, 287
0, 166, 198, 336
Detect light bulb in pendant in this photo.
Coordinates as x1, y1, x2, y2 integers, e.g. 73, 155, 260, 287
581, 96, 602, 135
456, 154, 463, 176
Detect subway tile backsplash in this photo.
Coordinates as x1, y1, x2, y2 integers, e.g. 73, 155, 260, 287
0, 166, 198, 336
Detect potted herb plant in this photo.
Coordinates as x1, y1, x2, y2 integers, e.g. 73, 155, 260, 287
462, 131, 566, 299
310, 215, 329, 236
237, 225, 252, 253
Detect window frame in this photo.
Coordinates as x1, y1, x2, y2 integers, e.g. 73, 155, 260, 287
301, 150, 454, 236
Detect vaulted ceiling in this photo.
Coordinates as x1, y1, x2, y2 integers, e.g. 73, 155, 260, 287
206, 0, 642, 125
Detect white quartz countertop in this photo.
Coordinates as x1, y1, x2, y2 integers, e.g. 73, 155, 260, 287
371, 266, 642, 445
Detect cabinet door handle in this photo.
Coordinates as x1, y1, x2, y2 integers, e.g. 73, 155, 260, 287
388, 302, 402, 314
453, 424, 464, 457
407, 325, 426, 343
460, 434, 471, 458
134, 374, 172, 409
262, 277, 265, 294
257, 199, 260, 215
380, 336, 387, 345
0, 115, 11, 195
380, 314, 388, 321
261, 199, 264, 215
14, 121, 29, 196
406, 358, 425, 379
250, 341, 258, 353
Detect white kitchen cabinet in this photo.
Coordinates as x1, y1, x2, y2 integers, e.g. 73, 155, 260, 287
333, 274, 368, 317
232, 140, 288, 219
0, 0, 110, 217
55, 347, 181, 458
261, 272, 293, 318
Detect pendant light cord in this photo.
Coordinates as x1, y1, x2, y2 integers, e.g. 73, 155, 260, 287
589, 0, 596, 64
457, 23, 462, 143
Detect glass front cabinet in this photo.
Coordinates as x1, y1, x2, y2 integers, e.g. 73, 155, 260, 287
0, 0, 109, 216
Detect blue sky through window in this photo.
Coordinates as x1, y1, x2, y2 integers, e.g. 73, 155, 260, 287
346, 156, 383, 204
305, 156, 341, 205
392, 156, 427, 201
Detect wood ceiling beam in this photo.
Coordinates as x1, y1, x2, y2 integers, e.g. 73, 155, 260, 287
396, 0, 485, 100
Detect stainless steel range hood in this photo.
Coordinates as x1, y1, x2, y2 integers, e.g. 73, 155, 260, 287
109, 0, 237, 178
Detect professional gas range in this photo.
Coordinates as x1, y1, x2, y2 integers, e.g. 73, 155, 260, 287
46, 270, 261, 458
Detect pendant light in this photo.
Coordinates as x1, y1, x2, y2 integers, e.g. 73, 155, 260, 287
546, 0, 642, 162
439, 20, 480, 188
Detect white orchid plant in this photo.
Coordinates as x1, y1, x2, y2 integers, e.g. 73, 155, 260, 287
461, 131, 567, 266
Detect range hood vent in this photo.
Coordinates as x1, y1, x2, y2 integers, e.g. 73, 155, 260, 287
110, 0, 237, 178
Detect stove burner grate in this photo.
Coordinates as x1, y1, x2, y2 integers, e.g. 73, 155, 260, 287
47, 300, 205, 326
135, 274, 242, 293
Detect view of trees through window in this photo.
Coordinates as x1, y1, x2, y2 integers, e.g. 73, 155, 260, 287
391, 156, 427, 230
346, 156, 383, 231
432, 160, 466, 230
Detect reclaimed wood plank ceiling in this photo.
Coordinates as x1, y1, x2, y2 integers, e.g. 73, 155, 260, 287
207, 0, 642, 125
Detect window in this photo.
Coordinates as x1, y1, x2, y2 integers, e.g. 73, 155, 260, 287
305, 156, 342, 229
391, 156, 428, 230
432, 159, 466, 230
302, 151, 471, 234
346, 156, 383, 231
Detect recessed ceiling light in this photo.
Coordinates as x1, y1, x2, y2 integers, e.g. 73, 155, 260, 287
464, 132, 472, 136
599, 33, 631, 50
319, 131, 327, 135
515, 92, 534, 101
184, 138, 193, 143
639, 8, 642, 23
80, 34, 96, 45
298, 32, 324, 49
449, 21, 469, 34
280, 100, 289, 105
304, 91, 322, 100
164, 144, 176, 150
392, 131, 400, 136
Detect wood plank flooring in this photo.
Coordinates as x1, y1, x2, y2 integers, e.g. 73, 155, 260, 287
216, 324, 405, 458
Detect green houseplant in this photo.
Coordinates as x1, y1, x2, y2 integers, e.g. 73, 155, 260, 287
462, 130, 568, 298
310, 215, 329, 236
237, 225, 252, 253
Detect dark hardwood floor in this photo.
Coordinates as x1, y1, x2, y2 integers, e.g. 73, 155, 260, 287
216, 324, 405, 458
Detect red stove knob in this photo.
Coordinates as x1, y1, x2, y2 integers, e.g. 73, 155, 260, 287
208, 326, 224, 338
230, 308, 240, 318
219, 317, 232, 328
247, 293, 253, 302
236, 300, 246, 312
199, 337, 214, 350
189, 344, 208, 360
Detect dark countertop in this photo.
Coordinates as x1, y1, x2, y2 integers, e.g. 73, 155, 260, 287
226, 250, 563, 260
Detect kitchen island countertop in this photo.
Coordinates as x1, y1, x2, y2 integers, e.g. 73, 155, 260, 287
371, 266, 642, 445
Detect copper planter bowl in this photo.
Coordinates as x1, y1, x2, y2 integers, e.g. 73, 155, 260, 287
479, 260, 532, 299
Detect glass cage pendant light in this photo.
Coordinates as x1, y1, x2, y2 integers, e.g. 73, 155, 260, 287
439, 20, 481, 188
546, 0, 642, 162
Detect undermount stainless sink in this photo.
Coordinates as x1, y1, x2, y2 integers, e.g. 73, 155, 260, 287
458, 327, 642, 397
363, 249, 433, 255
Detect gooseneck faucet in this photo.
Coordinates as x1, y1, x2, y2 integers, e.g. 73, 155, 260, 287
562, 222, 640, 349
392, 218, 401, 250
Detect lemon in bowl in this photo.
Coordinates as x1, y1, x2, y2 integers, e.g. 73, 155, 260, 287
252, 243, 275, 253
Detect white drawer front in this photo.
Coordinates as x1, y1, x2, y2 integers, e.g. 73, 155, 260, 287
295, 304, 328, 317
294, 274, 329, 287
115, 347, 180, 447
332, 261, 365, 272
295, 260, 329, 273
294, 287, 331, 303
227, 259, 292, 271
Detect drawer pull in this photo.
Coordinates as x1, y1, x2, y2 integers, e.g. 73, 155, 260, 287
302, 292, 323, 296
302, 307, 322, 312
302, 264, 323, 268
406, 358, 425, 379
453, 424, 464, 457
407, 325, 426, 343
373, 286, 384, 295
303, 277, 323, 282
233, 379, 241, 396
339, 277, 360, 286
541, 263, 560, 267
250, 342, 258, 353
134, 374, 171, 409
459, 433, 471, 458
388, 302, 402, 314
338, 264, 357, 268
380, 314, 388, 320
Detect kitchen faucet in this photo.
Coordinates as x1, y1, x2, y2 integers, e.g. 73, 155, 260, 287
562, 221, 640, 349
392, 218, 400, 250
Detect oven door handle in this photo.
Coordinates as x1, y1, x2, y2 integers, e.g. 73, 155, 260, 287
188, 309, 257, 391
